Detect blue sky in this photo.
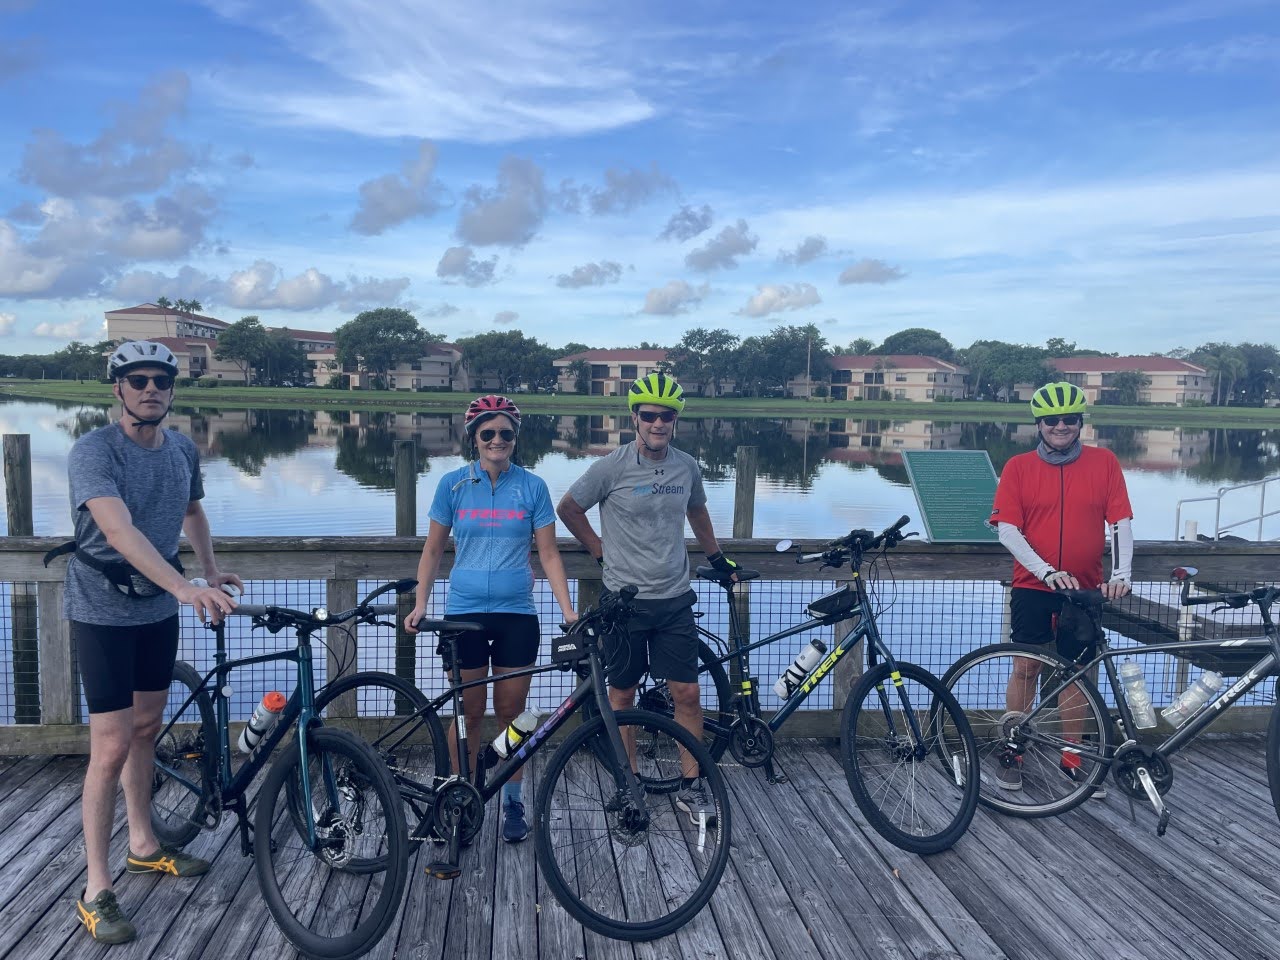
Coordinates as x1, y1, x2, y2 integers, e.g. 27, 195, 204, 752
0, 0, 1277, 356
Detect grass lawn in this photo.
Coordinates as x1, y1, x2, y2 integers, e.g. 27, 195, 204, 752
4, 379, 1279, 428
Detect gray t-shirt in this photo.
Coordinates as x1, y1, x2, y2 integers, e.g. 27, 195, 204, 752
62, 423, 204, 626
566, 442, 707, 600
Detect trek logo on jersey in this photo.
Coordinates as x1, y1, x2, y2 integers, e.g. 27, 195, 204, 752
456, 508, 528, 520
632, 481, 686, 496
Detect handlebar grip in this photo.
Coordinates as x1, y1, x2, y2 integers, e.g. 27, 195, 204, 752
888, 515, 910, 534
230, 605, 270, 617
618, 585, 639, 601
366, 603, 399, 616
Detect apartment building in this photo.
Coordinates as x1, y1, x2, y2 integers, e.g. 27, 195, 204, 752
1046, 357, 1212, 406
815, 355, 968, 401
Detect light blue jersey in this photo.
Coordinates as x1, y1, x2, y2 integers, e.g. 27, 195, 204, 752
428, 462, 556, 615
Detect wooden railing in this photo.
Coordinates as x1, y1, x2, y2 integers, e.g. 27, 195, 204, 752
2, 535, 1274, 754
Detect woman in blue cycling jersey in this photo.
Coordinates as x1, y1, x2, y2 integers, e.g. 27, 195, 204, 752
405, 395, 577, 843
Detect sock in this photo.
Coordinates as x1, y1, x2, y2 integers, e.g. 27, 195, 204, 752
502, 781, 523, 806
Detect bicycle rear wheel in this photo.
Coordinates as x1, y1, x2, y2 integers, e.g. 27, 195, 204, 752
940, 643, 1110, 818
622, 639, 732, 763
254, 726, 409, 960
535, 708, 731, 941
841, 661, 978, 854
314, 670, 447, 845
150, 661, 216, 847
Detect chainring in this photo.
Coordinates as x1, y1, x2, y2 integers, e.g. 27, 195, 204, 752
1112, 743, 1174, 799
728, 716, 775, 767
432, 778, 485, 845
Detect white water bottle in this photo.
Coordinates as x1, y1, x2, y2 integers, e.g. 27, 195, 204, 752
1118, 660, 1157, 729
1161, 671, 1224, 727
492, 710, 539, 758
774, 639, 827, 700
238, 691, 286, 753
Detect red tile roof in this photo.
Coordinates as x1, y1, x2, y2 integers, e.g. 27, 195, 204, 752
829, 354, 963, 372
556, 349, 669, 363
105, 304, 229, 328
1049, 357, 1207, 374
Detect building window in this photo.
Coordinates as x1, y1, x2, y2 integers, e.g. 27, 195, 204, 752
410, 363, 421, 371
1176, 376, 1186, 385
620, 364, 638, 379
894, 389, 906, 400
926, 389, 934, 399
895, 373, 907, 382
833, 370, 852, 384
926, 373, 936, 383
591, 365, 609, 379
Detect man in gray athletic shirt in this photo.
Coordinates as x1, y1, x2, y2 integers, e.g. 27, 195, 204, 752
558, 372, 739, 821
61, 341, 242, 945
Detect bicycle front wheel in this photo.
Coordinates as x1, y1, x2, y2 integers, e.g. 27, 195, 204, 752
150, 661, 216, 847
941, 643, 1110, 818
254, 726, 409, 960
536, 708, 731, 941
841, 661, 979, 854
314, 670, 447, 845
1265, 694, 1280, 824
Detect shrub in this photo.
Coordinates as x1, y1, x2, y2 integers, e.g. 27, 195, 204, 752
176, 377, 196, 388
196, 378, 219, 389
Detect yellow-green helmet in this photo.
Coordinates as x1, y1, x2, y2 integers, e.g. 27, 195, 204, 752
628, 372, 685, 413
1030, 381, 1087, 420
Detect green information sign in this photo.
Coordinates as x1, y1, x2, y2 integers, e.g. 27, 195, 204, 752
901, 450, 1000, 543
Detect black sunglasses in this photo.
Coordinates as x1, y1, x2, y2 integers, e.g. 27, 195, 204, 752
122, 374, 175, 391
1040, 415, 1081, 427
478, 428, 516, 442
636, 410, 677, 423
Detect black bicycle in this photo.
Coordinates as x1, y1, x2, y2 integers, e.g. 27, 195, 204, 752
619, 516, 980, 855
149, 579, 413, 960
311, 585, 732, 942
940, 568, 1280, 835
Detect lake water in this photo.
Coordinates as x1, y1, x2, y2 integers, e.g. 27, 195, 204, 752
2, 398, 1278, 541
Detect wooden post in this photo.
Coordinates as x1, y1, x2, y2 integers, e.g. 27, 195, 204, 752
4, 435, 39, 724
37, 582, 78, 726
730, 446, 757, 690
326, 578, 359, 717
393, 441, 418, 690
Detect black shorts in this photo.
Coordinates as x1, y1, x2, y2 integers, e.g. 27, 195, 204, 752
1009, 588, 1097, 663
448, 612, 540, 670
73, 615, 180, 714
604, 589, 699, 689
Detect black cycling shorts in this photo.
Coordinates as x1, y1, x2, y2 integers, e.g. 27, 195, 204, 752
604, 589, 700, 689
448, 612, 540, 670
73, 615, 180, 714
1010, 588, 1097, 663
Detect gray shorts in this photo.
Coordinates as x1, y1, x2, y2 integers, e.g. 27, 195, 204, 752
604, 589, 699, 689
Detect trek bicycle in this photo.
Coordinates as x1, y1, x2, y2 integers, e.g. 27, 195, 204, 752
939, 568, 1280, 835
149, 579, 413, 960
310, 585, 731, 942
615, 516, 980, 855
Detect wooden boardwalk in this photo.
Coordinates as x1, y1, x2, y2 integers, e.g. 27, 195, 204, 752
1, 738, 1277, 960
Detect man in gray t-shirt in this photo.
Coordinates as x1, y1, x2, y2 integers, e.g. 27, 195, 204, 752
64, 341, 242, 946
558, 373, 739, 820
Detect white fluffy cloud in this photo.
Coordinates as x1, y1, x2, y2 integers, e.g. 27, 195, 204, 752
0, 312, 16, 336
737, 283, 822, 317
659, 204, 714, 242
642, 280, 708, 315
778, 235, 828, 265
685, 219, 758, 272
457, 157, 548, 247
839, 258, 906, 284
436, 246, 499, 286
350, 140, 444, 235
556, 261, 623, 288
494, 310, 519, 326
32, 319, 90, 340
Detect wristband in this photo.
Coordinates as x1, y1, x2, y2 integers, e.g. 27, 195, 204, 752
707, 551, 739, 573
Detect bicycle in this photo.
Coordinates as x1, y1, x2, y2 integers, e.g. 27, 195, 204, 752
615, 516, 980, 855
939, 568, 1280, 835
149, 579, 413, 960
311, 585, 732, 942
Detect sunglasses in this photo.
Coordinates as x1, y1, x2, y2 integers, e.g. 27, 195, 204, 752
122, 374, 175, 391
1040, 415, 1081, 427
636, 410, 677, 423
478, 428, 516, 442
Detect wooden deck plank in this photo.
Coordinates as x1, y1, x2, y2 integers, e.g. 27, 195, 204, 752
5, 741, 1280, 960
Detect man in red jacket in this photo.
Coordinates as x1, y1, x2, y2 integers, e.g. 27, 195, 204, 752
988, 381, 1133, 793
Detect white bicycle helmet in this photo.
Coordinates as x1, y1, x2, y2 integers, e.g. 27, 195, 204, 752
108, 340, 180, 379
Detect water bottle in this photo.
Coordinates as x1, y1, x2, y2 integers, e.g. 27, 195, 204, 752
774, 639, 828, 700
492, 710, 539, 759
238, 691, 287, 753
1118, 660, 1157, 729
1161, 671, 1224, 727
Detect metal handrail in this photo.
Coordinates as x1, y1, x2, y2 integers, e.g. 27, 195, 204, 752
1175, 476, 1280, 541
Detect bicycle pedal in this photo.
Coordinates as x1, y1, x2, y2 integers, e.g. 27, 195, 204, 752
425, 861, 461, 880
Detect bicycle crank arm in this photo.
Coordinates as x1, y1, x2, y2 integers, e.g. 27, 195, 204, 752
1135, 766, 1171, 837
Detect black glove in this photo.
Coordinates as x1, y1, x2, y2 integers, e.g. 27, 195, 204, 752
706, 551, 739, 574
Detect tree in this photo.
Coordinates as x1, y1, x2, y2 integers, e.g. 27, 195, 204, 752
175, 298, 202, 316
455, 330, 553, 393
215, 316, 270, 383
1192, 343, 1246, 405
875, 327, 955, 361
1099, 370, 1150, 405
334, 308, 439, 385
1234, 342, 1280, 407
260, 329, 310, 386
666, 328, 740, 396
564, 358, 590, 393
842, 338, 875, 356
50, 341, 106, 380
732, 324, 829, 396
961, 340, 1052, 400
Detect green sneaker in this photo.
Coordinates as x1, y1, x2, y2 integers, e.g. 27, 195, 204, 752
125, 842, 210, 877
76, 890, 137, 944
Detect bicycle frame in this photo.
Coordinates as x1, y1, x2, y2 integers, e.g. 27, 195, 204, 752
154, 619, 330, 850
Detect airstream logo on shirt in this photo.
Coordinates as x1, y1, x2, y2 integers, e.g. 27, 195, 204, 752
456, 509, 528, 520
633, 482, 686, 496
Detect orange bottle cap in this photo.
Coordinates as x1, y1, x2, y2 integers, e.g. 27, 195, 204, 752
263, 691, 287, 712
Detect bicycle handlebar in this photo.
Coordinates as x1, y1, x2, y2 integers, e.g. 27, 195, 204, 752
795, 515, 913, 565
224, 580, 418, 632
561, 584, 639, 632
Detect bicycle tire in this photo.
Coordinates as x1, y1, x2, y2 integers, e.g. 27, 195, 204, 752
1266, 696, 1280, 825
150, 660, 216, 847
940, 643, 1111, 818
313, 670, 447, 849
254, 726, 409, 960
535, 708, 731, 941
841, 661, 979, 854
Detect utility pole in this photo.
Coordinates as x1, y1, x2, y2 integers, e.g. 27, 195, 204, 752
805, 334, 812, 398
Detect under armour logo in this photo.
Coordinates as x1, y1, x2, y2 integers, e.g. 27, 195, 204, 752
654, 468, 664, 475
